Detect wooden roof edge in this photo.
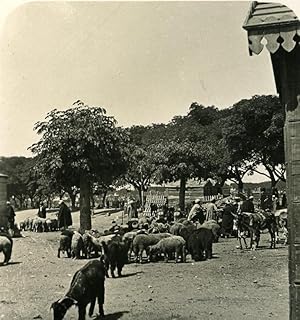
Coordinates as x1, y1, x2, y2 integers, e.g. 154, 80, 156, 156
243, 1, 258, 30
243, 19, 300, 30
243, 1, 300, 31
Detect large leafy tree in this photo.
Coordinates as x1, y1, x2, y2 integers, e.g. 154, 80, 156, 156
120, 125, 166, 205
29, 100, 129, 230
222, 95, 285, 188
151, 104, 221, 211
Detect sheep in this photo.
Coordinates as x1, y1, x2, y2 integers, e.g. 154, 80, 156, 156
122, 231, 138, 262
32, 217, 47, 232
71, 231, 84, 259
149, 235, 186, 263
58, 231, 74, 258
199, 220, 221, 243
28, 218, 34, 231
51, 259, 106, 320
0, 235, 13, 265
23, 217, 34, 231
53, 219, 59, 231
101, 240, 128, 278
187, 228, 214, 261
170, 221, 197, 243
45, 218, 52, 232
19, 221, 26, 231
132, 233, 172, 263
82, 233, 93, 259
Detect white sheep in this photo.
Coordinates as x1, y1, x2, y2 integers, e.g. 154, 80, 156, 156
148, 235, 186, 263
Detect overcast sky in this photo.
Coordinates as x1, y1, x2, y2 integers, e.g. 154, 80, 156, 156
0, 1, 299, 182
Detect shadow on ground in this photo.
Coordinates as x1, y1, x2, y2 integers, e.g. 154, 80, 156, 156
0, 261, 22, 267
119, 271, 144, 278
95, 311, 129, 319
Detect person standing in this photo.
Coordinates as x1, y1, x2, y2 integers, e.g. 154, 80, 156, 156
221, 200, 235, 238
38, 202, 47, 218
6, 201, 15, 229
187, 199, 205, 224
205, 198, 218, 221
281, 191, 287, 208
57, 200, 72, 230
241, 196, 255, 213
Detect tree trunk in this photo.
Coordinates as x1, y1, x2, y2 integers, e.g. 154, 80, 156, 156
102, 190, 107, 208
237, 180, 243, 193
80, 175, 91, 231
137, 186, 142, 207
68, 192, 76, 212
47, 195, 51, 209
179, 177, 186, 213
264, 165, 277, 188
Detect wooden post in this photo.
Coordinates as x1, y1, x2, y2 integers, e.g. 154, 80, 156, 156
0, 174, 8, 228
271, 46, 300, 319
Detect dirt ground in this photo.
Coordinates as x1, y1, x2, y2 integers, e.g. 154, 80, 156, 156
0, 209, 289, 320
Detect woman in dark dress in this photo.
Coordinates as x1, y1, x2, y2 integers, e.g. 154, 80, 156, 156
57, 200, 72, 230
221, 201, 235, 237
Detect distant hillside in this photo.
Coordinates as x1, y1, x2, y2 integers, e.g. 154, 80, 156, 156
229, 180, 286, 191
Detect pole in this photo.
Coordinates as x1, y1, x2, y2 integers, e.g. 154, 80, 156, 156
140, 165, 144, 212
271, 47, 300, 319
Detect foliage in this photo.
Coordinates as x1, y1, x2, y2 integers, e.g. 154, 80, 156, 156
0, 156, 37, 208
29, 100, 129, 229
222, 95, 285, 187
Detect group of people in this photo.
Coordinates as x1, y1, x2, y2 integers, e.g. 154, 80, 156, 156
37, 200, 72, 230
187, 198, 219, 224
186, 196, 257, 238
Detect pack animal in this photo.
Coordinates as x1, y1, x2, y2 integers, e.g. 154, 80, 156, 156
236, 211, 277, 250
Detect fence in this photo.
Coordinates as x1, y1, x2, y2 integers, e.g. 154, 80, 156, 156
200, 194, 223, 203
143, 192, 167, 216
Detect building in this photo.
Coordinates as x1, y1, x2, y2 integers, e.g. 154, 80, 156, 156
243, 2, 300, 318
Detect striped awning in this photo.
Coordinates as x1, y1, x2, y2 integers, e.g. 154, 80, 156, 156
243, 2, 300, 55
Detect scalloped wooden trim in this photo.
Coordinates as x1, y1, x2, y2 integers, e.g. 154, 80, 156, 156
247, 27, 300, 55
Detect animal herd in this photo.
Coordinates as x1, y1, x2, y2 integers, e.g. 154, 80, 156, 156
19, 216, 59, 232
0, 206, 289, 320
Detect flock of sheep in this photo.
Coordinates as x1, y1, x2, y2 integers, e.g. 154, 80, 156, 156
50, 217, 220, 319
19, 216, 59, 232
0, 212, 221, 320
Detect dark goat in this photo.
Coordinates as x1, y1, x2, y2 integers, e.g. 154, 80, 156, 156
51, 260, 106, 320
101, 240, 128, 278
186, 228, 213, 261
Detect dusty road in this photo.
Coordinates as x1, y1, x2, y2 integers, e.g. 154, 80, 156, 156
0, 209, 288, 320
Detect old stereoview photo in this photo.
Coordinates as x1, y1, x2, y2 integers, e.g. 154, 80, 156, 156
1, 1, 299, 319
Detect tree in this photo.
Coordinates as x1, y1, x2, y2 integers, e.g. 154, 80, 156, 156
29, 100, 129, 230
122, 146, 158, 205
0, 156, 36, 208
153, 138, 212, 212
222, 95, 285, 188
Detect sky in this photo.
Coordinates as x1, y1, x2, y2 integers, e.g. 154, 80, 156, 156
0, 0, 299, 183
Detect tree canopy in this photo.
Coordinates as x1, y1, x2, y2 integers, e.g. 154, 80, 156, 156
29, 100, 129, 230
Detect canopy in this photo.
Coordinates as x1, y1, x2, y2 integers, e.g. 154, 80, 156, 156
243, 2, 300, 55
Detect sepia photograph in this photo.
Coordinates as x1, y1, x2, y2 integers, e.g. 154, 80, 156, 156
0, 0, 300, 319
